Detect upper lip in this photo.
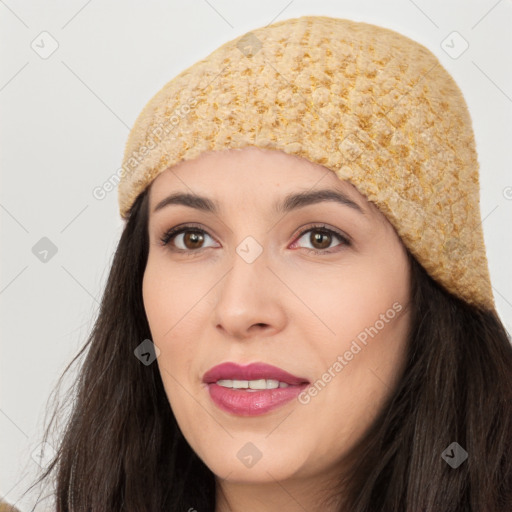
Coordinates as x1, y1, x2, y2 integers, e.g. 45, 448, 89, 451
202, 362, 310, 386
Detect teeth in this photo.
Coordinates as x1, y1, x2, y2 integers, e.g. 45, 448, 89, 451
216, 379, 290, 390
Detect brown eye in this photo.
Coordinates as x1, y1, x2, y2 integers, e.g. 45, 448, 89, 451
293, 225, 351, 255
309, 231, 332, 250
160, 226, 216, 253
182, 230, 205, 250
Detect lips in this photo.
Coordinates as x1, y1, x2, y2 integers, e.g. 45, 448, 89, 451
202, 362, 310, 416
202, 362, 310, 386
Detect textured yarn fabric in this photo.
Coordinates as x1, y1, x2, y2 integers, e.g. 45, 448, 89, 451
117, 15, 495, 311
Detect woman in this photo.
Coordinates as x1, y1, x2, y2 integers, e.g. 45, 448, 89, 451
26, 15, 511, 511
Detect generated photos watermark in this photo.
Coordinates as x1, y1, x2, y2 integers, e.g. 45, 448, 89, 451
298, 301, 403, 404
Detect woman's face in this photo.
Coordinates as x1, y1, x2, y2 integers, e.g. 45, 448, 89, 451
143, 146, 411, 492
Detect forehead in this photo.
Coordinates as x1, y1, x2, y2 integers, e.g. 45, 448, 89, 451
148, 147, 372, 207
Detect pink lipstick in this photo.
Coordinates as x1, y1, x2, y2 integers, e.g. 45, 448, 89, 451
202, 362, 310, 416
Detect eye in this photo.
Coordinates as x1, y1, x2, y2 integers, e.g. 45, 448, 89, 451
159, 224, 217, 255
159, 223, 351, 257
292, 224, 351, 255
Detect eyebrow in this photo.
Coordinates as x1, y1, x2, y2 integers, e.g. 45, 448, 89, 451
153, 189, 366, 216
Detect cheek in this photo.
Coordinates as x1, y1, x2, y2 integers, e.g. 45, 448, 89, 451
304, 252, 410, 446
142, 261, 192, 412
330, 255, 410, 392
292, 261, 406, 348
142, 257, 168, 339
142, 257, 205, 411
142, 254, 205, 339
302, 302, 410, 470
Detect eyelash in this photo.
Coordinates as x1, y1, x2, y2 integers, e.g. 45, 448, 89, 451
158, 223, 351, 257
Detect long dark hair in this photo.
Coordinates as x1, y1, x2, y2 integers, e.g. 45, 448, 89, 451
21, 184, 512, 511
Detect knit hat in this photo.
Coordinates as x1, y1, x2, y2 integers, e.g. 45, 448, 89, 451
117, 15, 495, 312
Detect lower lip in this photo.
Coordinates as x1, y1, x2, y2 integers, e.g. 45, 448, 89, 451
206, 382, 309, 416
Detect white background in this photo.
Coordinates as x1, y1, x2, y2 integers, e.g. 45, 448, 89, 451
1, 1, 511, 510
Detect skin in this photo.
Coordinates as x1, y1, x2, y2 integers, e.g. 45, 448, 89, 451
142, 146, 412, 512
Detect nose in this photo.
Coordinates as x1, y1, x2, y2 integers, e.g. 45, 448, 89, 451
212, 246, 286, 340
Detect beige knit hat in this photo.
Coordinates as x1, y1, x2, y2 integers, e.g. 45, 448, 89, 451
117, 15, 495, 311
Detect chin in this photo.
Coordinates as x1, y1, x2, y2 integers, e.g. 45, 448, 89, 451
199, 441, 309, 483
